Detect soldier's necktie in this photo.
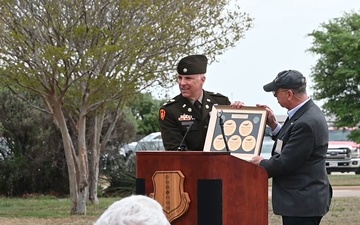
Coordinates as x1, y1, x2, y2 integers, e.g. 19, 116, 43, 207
194, 100, 202, 118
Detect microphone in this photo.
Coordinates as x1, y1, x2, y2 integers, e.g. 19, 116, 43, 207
177, 122, 194, 151
218, 110, 230, 152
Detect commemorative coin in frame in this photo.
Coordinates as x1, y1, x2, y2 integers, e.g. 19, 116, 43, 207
203, 105, 267, 161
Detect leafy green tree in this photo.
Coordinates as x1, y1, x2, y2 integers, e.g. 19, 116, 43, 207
130, 93, 166, 135
0, 0, 253, 214
0, 90, 69, 196
307, 12, 360, 142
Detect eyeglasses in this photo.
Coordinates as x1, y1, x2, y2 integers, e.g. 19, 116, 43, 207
272, 89, 292, 97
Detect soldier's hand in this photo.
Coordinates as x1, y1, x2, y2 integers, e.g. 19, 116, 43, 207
230, 101, 244, 109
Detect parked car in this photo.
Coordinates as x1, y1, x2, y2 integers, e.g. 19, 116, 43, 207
125, 132, 165, 167
119, 142, 137, 157
134, 132, 165, 151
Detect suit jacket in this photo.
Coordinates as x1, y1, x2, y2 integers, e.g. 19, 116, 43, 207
159, 90, 230, 151
260, 99, 332, 217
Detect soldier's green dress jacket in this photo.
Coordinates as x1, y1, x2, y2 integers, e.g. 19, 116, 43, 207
159, 90, 231, 151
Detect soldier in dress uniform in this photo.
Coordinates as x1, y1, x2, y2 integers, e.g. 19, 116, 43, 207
159, 55, 244, 151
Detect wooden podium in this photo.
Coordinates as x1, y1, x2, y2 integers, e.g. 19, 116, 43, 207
136, 151, 268, 225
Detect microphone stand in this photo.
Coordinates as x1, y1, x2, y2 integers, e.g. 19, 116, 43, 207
218, 110, 230, 152
177, 122, 194, 151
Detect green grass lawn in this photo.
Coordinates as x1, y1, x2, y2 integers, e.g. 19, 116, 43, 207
328, 174, 360, 186
0, 196, 358, 225
0, 196, 116, 219
0, 196, 117, 225
269, 173, 360, 186
269, 197, 360, 225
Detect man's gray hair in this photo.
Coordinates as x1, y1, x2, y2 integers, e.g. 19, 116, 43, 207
94, 195, 170, 225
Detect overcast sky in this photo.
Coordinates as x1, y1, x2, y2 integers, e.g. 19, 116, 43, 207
160, 0, 360, 115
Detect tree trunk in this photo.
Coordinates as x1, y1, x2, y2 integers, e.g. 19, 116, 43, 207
76, 108, 89, 214
88, 112, 103, 204
88, 109, 120, 204
50, 97, 88, 215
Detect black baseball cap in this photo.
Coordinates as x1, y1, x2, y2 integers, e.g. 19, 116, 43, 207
177, 55, 207, 75
263, 70, 306, 92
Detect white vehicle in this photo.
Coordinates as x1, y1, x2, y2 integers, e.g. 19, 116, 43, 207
125, 132, 165, 166
326, 127, 360, 175
134, 132, 165, 151
119, 142, 137, 157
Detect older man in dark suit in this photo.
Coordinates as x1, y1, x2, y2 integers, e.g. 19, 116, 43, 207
251, 70, 332, 225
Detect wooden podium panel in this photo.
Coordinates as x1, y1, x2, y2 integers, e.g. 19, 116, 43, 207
136, 151, 268, 225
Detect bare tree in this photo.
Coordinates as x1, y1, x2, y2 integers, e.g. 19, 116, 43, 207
0, 0, 253, 214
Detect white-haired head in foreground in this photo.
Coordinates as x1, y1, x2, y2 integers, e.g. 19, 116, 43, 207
94, 195, 170, 225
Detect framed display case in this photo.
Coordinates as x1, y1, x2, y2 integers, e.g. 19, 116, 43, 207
204, 105, 267, 161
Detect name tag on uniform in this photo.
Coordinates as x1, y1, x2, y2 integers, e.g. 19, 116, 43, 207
181, 121, 193, 126
275, 139, 283, 154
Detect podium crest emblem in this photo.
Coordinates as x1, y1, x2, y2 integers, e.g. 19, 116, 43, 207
149, 170, 190, 222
